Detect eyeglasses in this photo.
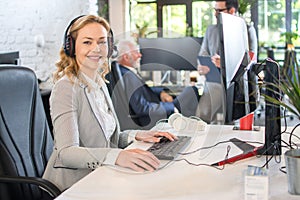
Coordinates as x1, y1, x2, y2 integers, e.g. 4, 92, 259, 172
214, 8, 228, 13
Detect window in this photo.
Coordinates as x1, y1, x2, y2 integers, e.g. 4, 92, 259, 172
192, 1, 215, 37
162, 4, 187, 37
291, 0, 300, 46
129, 0, 299, 61
130, 0, 215, 38
258, 0, 286, 47
130, 1, 157, 38
257, 0, 300, 61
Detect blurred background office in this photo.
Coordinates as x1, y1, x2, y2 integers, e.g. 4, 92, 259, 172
0, 0, 299, 127
1, 0, 299, 81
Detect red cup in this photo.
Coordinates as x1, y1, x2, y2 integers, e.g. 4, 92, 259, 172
239, 113, 254, 130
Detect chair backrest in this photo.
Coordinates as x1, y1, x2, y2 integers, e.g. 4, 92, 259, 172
0, 66, 54, 199
106, 61, 146, 130
0, 51, 20, 65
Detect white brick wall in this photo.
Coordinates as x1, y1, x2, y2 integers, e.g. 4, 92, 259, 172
0, 0, 95, 80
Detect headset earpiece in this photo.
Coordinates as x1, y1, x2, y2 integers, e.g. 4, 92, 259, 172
63, 15, 85, 57
107, 29, 116, 58
64, 34, 75, 57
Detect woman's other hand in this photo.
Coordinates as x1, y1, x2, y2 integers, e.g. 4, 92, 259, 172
116, 149, 160, 172
115, 130, 177, 172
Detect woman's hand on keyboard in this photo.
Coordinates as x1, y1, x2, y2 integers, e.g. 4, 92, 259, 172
135, 130, 178, 143
116, 149, 160, 172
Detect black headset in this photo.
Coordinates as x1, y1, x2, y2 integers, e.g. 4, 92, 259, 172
63, 15, 115, 58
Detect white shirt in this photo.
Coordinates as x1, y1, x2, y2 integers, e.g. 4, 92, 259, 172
82, 73, 116, 141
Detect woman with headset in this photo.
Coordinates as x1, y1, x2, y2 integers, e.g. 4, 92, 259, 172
43, 15, 177, 191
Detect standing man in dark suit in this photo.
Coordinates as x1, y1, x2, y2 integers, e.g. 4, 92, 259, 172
112, 39, 200, 128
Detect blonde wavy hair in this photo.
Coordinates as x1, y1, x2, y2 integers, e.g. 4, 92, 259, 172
53, 15, 111, 83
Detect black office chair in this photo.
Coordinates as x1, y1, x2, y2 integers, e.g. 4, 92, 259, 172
0, 51, 20, 65
106, 61, 145, 130
40, 89, 53, 135
0, 65, 61, 200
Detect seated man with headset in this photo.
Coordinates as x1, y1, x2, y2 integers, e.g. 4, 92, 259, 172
108, 39, 201, 130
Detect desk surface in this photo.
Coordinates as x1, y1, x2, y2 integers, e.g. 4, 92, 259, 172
56, 124, 300, 200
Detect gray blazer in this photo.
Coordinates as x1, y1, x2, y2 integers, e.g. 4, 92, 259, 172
199, 23, 257, 58
43, 75, 133, 191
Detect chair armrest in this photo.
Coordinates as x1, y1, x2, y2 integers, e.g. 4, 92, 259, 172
0, 175, 61, 198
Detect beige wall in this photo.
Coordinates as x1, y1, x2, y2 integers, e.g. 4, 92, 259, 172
109, 0, 133, 43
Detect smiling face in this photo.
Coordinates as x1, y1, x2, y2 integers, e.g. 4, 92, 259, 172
75, 22, 108, 80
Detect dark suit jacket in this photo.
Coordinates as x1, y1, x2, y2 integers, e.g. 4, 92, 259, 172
118, 64, 175, 127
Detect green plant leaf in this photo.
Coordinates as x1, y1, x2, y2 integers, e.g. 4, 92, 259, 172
261, 49, 300, 119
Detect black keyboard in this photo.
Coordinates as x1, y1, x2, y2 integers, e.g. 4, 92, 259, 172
147, 136, 191, 160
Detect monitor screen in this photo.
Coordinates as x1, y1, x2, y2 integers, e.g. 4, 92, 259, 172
139, 37, 202, 71
218, 13, 258, 123
0, 51, 20, 65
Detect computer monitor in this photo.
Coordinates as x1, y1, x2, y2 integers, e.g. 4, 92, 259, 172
0, 51, 20, 65
218, 13, 281, 156
217, 13, 258, 124
139, 37, 202, 71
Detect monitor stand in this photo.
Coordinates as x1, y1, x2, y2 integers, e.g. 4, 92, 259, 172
215, 59, 282, 166
257, 58, 281, 155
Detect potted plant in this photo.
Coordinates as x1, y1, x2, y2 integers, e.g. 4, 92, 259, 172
280, 32, 299, 46
238, 0, 256, 16
131, 22, 159, 43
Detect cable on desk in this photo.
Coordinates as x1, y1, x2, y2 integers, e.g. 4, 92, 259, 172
260, 120, 300, 162
160, 139, 265, 169
172, 145, 231, 170
281, 139, 297, 149
280, 106, 300, 149
276, 122, 300, 175
178, 139, 263, 156
157, 140, 233, 170
275, 121, 300, 149
288, 123, 300, 149
281, 108, 289, 134
279, 166, 286, 174
274, 123, 300, 173
157, 145, 232, 170
257, 141, 282, 168
260, 155, 274, 168
178, 140, 229, 155
257, 127, 298, 169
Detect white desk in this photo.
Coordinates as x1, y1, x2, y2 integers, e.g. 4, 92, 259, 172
56, 124, 300, 200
